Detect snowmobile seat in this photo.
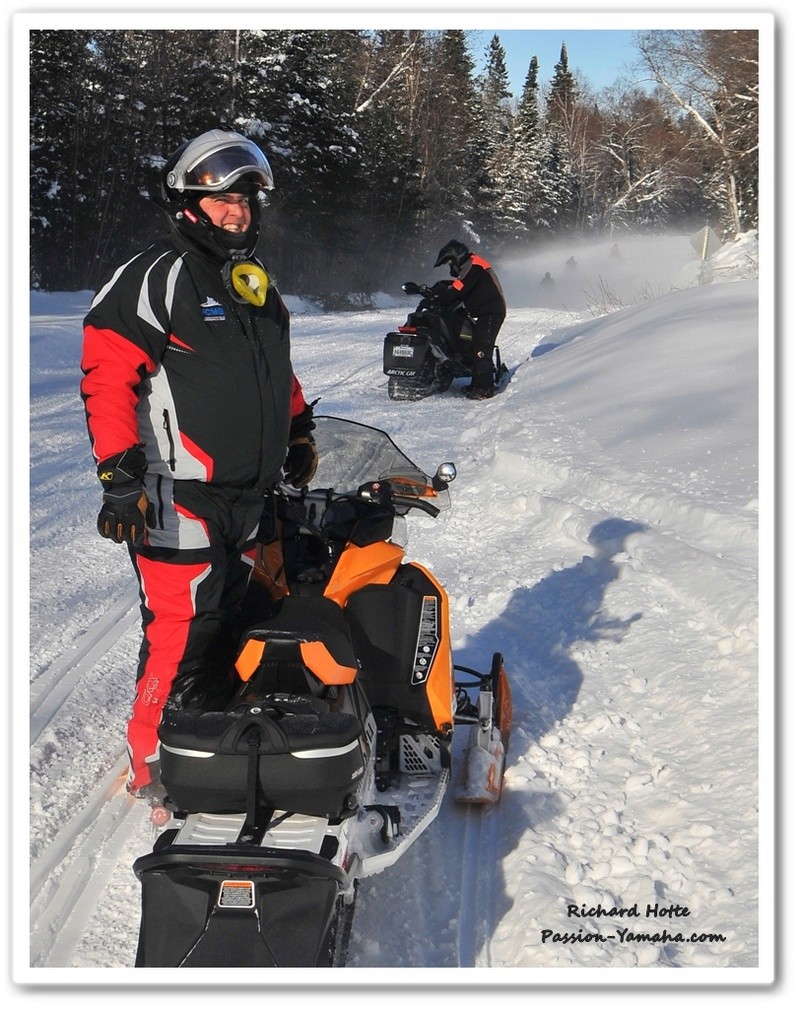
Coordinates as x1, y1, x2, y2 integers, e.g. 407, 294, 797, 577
234, 595, 359, 695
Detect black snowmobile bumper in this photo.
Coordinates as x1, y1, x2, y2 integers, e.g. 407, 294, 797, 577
133, 844, 351, 967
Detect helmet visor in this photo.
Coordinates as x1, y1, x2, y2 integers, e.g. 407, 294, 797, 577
169, 140, 274, 193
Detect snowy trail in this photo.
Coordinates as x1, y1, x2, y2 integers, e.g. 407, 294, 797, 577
30, 766, 131, 966
30, 593, 139, 741
23, 237, 763, 975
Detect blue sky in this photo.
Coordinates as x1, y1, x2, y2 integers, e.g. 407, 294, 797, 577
469, 29, 642, 97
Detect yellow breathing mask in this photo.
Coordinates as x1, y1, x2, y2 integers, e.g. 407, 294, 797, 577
227, 260, 269, 307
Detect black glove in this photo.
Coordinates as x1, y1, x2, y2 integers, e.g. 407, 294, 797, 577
431, 279, 452, 294
283, 402, 318, 488
97, 483, 154, 546
96, 446, 154, 546
284, 437, 318, 489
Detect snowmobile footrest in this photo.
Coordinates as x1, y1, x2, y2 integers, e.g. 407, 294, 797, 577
365, 803, 401, 842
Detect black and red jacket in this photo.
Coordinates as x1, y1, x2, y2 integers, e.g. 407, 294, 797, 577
81, 235, 308, 491
438, 253, 507, 320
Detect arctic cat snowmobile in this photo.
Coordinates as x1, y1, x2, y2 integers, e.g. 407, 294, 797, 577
132, 416, 512, 968
383, 281, 508, 401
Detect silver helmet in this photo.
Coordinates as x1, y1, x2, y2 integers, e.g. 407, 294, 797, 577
164, 130, 274, 196
161, 130, 274, 260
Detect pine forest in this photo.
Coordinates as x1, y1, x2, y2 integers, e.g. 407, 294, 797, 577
29, 28, 759, 304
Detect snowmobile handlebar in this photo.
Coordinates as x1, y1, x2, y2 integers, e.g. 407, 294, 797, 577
357, 479, 441, 517
279, 478, 445, 522
402, 281, 435, 299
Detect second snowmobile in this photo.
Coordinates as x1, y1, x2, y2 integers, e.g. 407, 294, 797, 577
383, 282, 508, 401
132, 416, 512, 967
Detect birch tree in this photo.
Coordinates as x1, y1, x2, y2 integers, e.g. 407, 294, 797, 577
635, 29, 759, 234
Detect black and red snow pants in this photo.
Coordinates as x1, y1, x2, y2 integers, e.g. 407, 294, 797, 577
125, 478, 265, 791
471, 312, 505, 390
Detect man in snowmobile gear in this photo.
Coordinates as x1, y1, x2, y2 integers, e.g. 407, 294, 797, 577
433, 242, 507, 397
81, 128, 316, 798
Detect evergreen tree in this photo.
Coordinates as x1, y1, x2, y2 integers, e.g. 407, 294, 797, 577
352, 31, 427, 289
535, 127, 578, 234
474, 34, 518, 240
503, 55, 545, 240
542, 42, 581, 231
546, 41, 579, 126
516, 56, 541, 144
30, 29, 97, 288
417, 30, 482, 246
238, 30, 363, 297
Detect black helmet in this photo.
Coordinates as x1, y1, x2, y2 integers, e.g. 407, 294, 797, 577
434, 239, 471, 277
160, 130, 274, 260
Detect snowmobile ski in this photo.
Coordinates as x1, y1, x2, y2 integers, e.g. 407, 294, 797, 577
454, 653, 513, 804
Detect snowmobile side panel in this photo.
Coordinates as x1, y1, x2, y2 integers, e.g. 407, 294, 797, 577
345, 565, 454, 733
406, 563, 456, 733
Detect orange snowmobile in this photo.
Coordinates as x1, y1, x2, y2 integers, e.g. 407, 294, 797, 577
133, 416, 512, 967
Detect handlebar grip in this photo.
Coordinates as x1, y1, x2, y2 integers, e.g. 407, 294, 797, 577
398, 496, 440, 517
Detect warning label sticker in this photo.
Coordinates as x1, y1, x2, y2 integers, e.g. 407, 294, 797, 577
218, 880, 255, 909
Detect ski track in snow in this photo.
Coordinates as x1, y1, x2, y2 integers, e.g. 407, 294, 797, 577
25, 242, 761, 973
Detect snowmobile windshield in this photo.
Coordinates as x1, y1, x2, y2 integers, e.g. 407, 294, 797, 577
310, 416, 450, 509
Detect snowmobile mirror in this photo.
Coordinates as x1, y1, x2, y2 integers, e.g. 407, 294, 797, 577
433, 462, 457, 490
402, 282, 421, 295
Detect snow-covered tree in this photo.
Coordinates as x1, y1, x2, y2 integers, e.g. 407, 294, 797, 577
350, 30, 427, 288
546, 41, 579, 128
416, 30, 483, 245
540, 43, 582, 231
635, 28, 759, 235
589, 87, 710, 231
473, 34, 521, 241
236, 30, 363, 295
28, 28, 759, 294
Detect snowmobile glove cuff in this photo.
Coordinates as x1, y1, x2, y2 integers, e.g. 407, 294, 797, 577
97, 481, 155, 547
96, 445, 148, 487
284, 437, 318, 489
288, 403, 316, 442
